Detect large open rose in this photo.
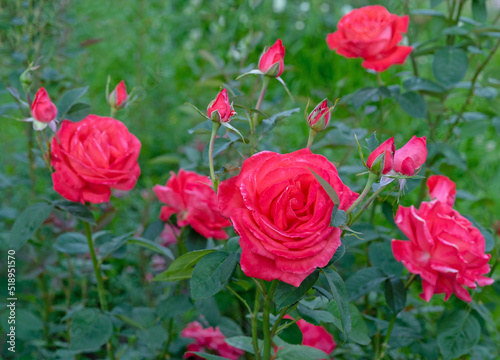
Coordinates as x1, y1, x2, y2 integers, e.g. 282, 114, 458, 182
326, 5, 412, 72
392, 175, 493, 302
218, 149, 358, 286
51, 115, 141, 203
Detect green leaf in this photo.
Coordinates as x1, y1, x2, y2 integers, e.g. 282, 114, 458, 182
114, 314, 145, 330
191, 251, 237, 301
65, 102, 91, 122
99, 233, 133, 258
297, 304, 336, 325
330, 242, 346, 264
221, 121, 245, 143
225, 336, 261, 354
70, 308, 112, 351
260, 108, 300, 134
368, 242, 404, 276
275, 271, 319, 311
398, 91, 427, 119
384, 277, 407, 314
54, 232, 88, 254
157, 295, 194, 319
346, 267, 388, 301
331, 207, 346, 227
403, 77, 445, 93
437, 310, 481, 360
351, 87, 378, 109
348, 304, 371, 345
57, 87, 89, 121
432, 47, 468, 88
53, 200, 96, 225
365, 132, 379, 152
137, 324, 168, 351
128, 237, 174, 260
192, 353, 233, 360
275, 344, 329, 360
321, 268, 351, 336
278, 319, 303, 345
10, 202, 54, 250
142, 219, 165, 240
309, 168, 339, 204
472, 0, 487, 22
153, 250, 215, 282
430, 0, 444, 7
188, 120, 213, 134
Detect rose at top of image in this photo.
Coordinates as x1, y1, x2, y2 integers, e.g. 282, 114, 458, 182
153, 169, 231, 240
218, 148, 358, 287
31, 87, 57, 123
366, 137, 395, 175
108, 80, 128, 109
206, 88, 236, 123
392, 175, 494, 302
307, 99, 331, 132
259, 38, 286, 77
326, 5, 413, 72
50, 115, 141, 204
181, 321, 244, 360
284, 315, 336, 359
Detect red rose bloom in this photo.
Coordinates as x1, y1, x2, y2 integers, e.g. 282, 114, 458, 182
153, 170, 230, 240
393, 136, 427, 176
326, 5, 412, 72
31, 87, 57, 123
392, 175, 494, 302
181, 321, 244, 360
50, 115, 141, 203
218, 149, 358, 286
296, 319, 336, 359
259, 39, 286, 77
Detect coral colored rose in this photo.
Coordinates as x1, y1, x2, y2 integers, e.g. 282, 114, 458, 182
207, 88, 236, 123
392, 175, 493, 302
181, 321, 244, 360
393, 136, 427, 176
366, 137, 395, 175
259, 39, 285, 77
108, 80, 128, 109
153, 170, 230, 240
50, 115, 141, 203
31, 87, 57, 123
307, 99, 330, 132
326, 5, 413, 72
218, 149, 358, 286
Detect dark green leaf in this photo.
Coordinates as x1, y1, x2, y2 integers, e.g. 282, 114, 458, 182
322, 268, 351, 335
53, 200, 96, 225
58, 87, 89, 120
260, 108, 300, 134
192, 353, 232, 360
403, 77, 445, 93
188, 120, 213, 134
70, 308, 112, 351
346, 267, 388, 301
309, 168, 339, 204
54, 232, 88, 254
114, 314, 145, 330
331, 208, 346, 227
10, 202, 54, 250
365, 132, 379, 152
349, 304, 371, 345
297, 305, 335, 325
278, 319, 303, 345
432, 47, 468, 88
330, 242, 346, 264
157, 295, 194, 319
191, 252, 237, 301
398, 92, 427, 119
225, 336, 260, 354
351, 87, 378, 109
275, 344, 329, 360
368, 242, 404, 276
99, 233, 132, 258
142, 219, 165, 240
137, 325, 168, 350
430, 0, 444, 7
128, 237, 174, 260
472, 0, 487, 22
437, 310, 480, 360
384, 277, 407, 314
65, 102, 91, 122
275, 271, 319, 311
153, 249, 214, 282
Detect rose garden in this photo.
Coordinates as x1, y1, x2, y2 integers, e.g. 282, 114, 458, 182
1, 1, 500, 359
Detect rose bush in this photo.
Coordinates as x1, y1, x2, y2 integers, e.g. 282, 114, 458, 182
218, 148, 358, 286
326, 5, 412, 72
50, 115, 141, 203
392, 175, 494, 302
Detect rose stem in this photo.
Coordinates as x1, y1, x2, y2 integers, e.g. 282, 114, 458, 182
346, 172, 378, 217
262, 280, 278, 360
83, 221, 116, 360
252, 287, 262, 360
208, 121, 222, 192
348, 183, 389, 226
375, 314, 396, 360
306, 129, 317, 149
251, 76, 270, 154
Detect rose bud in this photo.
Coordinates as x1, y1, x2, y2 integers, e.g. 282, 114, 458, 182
31, 87, 57, 123
258, 39, 285, 77
326, 5, 412, 72
393, 136, 427, 176
307, 99, 331, 132
207, 88, 236, 123
366, 137, 395, 175
108, 80, 128, 109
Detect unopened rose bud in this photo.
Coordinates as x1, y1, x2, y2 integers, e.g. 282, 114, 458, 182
108, 80, 128, 110
31, 87, 57, 123
207, 88, 236, 123
307, 99, 330, 132
366, 137, 395, 175
258, 39, 285, 77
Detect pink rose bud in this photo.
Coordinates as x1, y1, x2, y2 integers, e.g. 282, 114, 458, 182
108, 80, 128, 109
326, 5, 413, 72
258, 39, 285, 77
207, 88, 236, 123
393, 136, 427, 176
366, 137, 395, 175
31, 87, 57, 123
307, 99, 330, 132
